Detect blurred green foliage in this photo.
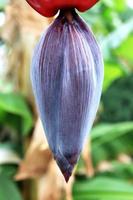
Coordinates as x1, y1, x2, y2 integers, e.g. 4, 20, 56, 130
81, 0, 133, 91
74, 0, 133, 198
101, 74, 133, 122
0, 92, 33, 200
0, 174, 22, 200
0, 93, 33, 135
73, 177, 133, 200
91, 122, 133, 165
0, 0, 133, 199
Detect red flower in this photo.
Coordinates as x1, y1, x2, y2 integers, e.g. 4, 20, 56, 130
26, 0, 99, 17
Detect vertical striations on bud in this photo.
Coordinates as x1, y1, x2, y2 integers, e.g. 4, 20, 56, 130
31, 9, 104, 182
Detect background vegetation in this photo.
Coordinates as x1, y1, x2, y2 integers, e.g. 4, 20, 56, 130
0, 0, 133, 199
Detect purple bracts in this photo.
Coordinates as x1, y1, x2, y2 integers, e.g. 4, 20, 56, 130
31, 11, 104, 182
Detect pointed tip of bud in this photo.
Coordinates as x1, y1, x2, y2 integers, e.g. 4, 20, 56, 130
54, 151, 78, 183
58, 162, 74, 183
63, 173, 71, 183
63, 169, 72, 183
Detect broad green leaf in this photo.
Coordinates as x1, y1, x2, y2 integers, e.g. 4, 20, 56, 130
91, 122, 133, 164
0, 165, 18, 178
91, 122, 133, 142
0, 175, 22, 200
73, 177, 133, 200
0, 93, 33, 135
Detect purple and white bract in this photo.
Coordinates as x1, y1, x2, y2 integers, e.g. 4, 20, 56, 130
31, 10, 104, 182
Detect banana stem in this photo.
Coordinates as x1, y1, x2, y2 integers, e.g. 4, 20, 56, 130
59, 8, 76, 23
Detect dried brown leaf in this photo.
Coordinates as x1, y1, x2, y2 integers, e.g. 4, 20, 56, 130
15, 119, 52, 180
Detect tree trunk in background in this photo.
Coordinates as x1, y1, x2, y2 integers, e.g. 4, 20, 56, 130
2, 0, 52, 105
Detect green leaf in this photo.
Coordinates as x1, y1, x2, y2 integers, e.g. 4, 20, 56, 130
103, 62, 124, 91
101, 162, 133, 180
73, 177, 133, 200
113, 0, 127, 12
91, 122, 133, 142
91, 122, 133, 165
0, 93, 33, 135
0, 165, 18, 178
0, 175, 22, 200
115, 35, 133, 63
